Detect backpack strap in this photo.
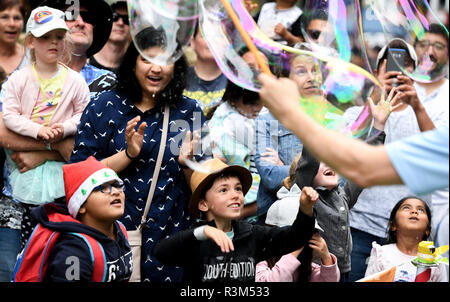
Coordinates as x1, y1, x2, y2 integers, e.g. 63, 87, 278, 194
117, 221, 128, 239
69, 233, 107, 282
12, 224, 61, 282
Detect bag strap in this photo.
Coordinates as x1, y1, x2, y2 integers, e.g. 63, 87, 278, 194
69, 232, 107, 282
117, 221, 128, 239
139, 105, 170, 229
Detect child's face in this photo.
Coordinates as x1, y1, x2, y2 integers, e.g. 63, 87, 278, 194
393, 198, 430, 236
313, 162, 339, 190
200, 176, 245, 221
28, 29, 66, 64
79, 181, 125, 222
230, 98, 263, 119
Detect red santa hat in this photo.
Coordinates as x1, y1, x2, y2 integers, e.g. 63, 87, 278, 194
63, 156, 123, 218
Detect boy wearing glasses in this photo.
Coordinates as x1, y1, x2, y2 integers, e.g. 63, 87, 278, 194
89, 0, 131, 74
13, 156, 132, 282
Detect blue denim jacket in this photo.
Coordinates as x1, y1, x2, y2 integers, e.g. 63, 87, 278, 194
254, 109, 303, 216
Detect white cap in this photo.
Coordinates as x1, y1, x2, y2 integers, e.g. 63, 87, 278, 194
266, 184, 324, 232
26, 6, 69, 38
375, 38, 418, 69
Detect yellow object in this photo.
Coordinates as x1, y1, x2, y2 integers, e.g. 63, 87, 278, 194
415, 241, 449, 265
417, 241, 436, 264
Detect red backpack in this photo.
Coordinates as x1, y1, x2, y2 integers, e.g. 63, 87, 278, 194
12, 204, 128, 282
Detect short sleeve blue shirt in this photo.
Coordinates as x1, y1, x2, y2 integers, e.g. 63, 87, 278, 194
386, 126, 449, 196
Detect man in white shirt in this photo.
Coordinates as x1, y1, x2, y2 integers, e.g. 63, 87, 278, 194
412, 24, 449, 278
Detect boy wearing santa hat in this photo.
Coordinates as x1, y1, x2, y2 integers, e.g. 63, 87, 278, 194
13, 156, 132, 282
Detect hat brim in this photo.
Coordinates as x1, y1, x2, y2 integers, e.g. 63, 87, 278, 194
39, 0, 113, 57
375, 38, 418, 70
189, 165, 253, 219
30, 25, 69, 38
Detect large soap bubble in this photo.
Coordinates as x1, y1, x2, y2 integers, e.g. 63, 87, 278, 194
199, 0, 381, 132
357, 0, 449, 83
127, 0, 198, 66
184, 0, 386, 173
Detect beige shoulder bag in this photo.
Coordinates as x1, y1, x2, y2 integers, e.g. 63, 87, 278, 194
128, 105, 170, 282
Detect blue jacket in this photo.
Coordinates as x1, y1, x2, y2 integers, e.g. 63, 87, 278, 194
254, 110, 303, 216
32, 202, 132, 282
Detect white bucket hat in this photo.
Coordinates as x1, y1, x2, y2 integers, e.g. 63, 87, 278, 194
26, 6, 69, 38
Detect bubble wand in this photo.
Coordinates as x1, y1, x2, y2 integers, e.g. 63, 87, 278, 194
219, 0, 272, 76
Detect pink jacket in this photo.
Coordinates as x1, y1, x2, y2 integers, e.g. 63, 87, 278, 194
255, 253, 340, 282
2, 64, 90, 139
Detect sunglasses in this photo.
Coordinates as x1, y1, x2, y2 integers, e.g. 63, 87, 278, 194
64, 10, 96, 26
112, 12, 129, 25
307, 30, 321, 41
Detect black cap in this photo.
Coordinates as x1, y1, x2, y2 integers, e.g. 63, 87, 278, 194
295, 147, 320, 190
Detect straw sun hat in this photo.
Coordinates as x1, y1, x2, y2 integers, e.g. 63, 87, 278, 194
189, 158, 253, 219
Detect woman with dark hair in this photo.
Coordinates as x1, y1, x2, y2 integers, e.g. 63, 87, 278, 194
70, 29, 206, 282
364, 196, 447, 282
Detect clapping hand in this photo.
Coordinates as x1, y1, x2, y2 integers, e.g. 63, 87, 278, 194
125, 116, 147, 159
179, 130, 200, 168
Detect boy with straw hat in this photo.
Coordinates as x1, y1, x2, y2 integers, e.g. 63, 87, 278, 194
154, 158, 317, 282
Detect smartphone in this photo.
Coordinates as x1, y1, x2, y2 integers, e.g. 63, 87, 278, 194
386, 48, 406, 87
386, 48, 406, 73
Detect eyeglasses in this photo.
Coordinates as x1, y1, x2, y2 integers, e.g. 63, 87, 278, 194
416, 40, 447, 51
306, 30, 321, 41
92, 181, 124, 194
112, 12, 129, 25
64, 10, 96, 26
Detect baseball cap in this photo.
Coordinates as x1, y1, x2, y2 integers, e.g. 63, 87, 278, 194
26, 6, 69, 38
375, 38, 418, 69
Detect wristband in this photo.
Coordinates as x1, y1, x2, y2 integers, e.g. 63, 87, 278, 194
193, 225, 208, 241
125, 148, 137, 160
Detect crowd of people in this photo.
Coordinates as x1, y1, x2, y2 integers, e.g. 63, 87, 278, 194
0, 0, 448, 284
